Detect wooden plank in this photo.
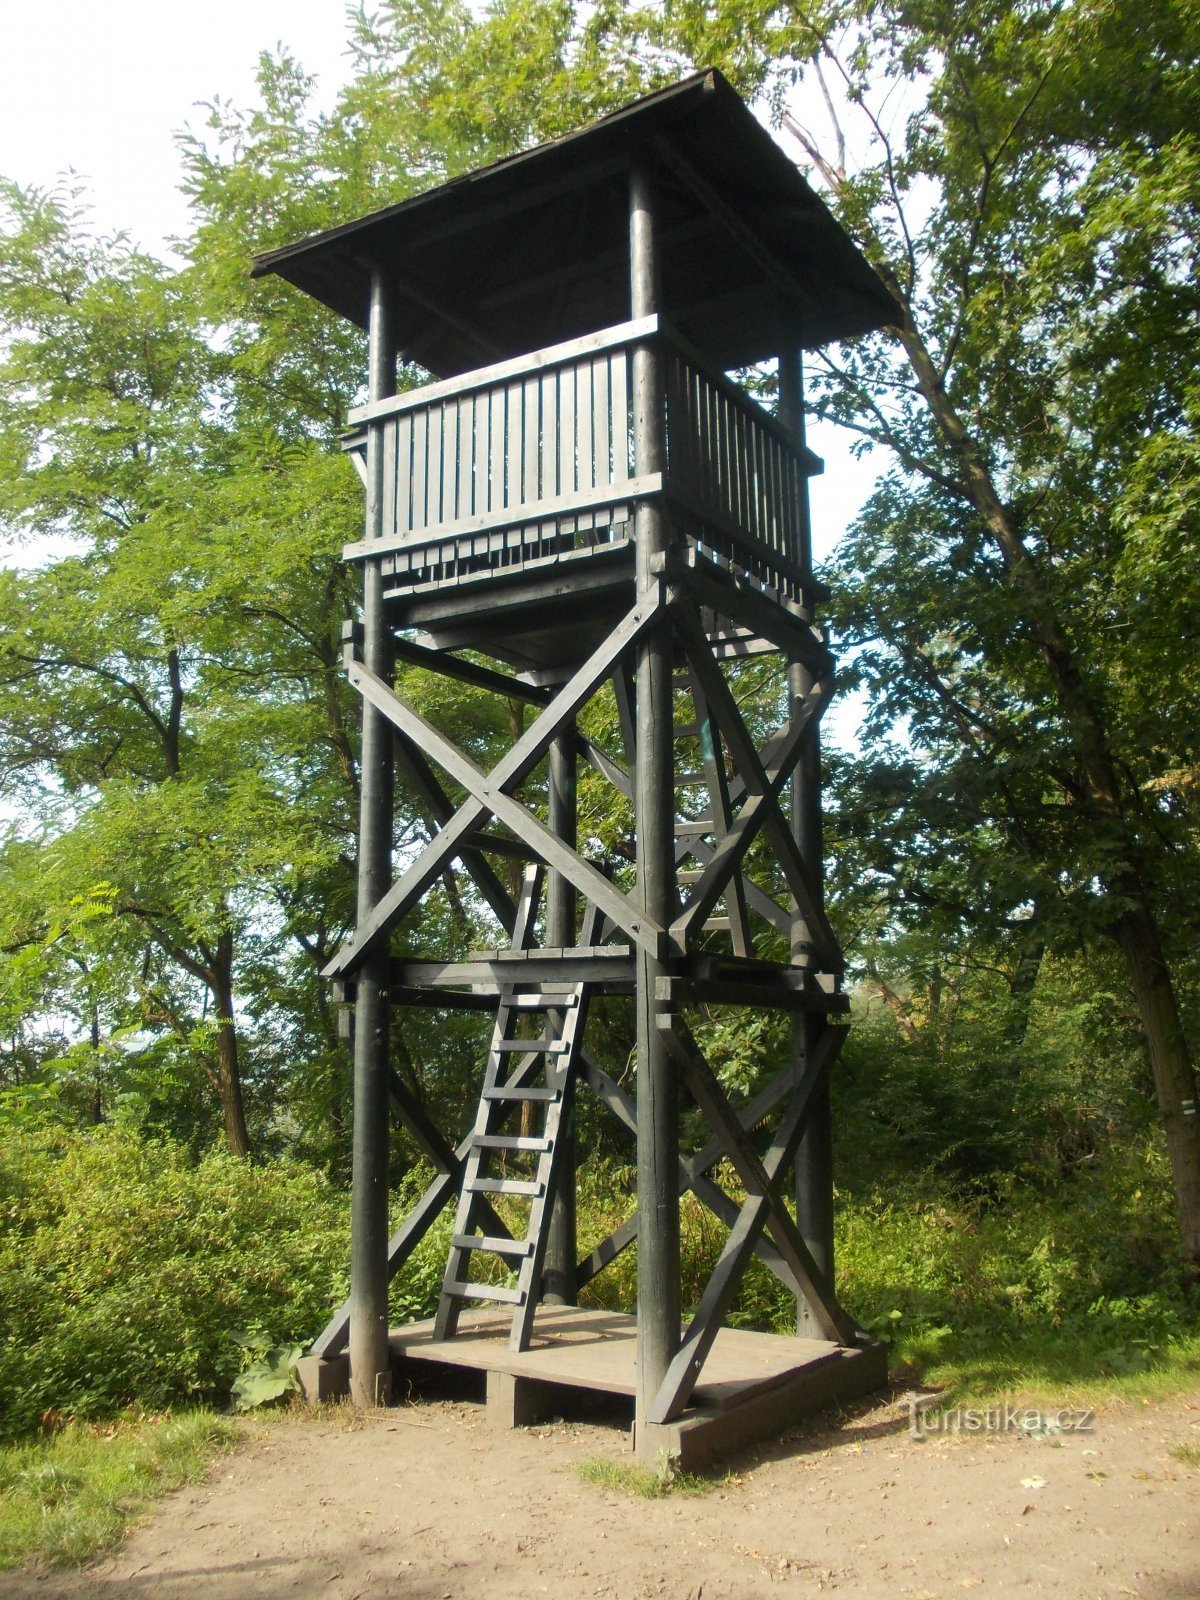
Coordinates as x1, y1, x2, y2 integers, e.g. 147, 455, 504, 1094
410, 408, 429, 532
391, 635, 551, 703
349, 315, 659, 425
393, 951, 634, 990
576, 358, 594, 491
440, 399, 458, 525
661, 320, 822, 470
426, 404, 443, 527
344, 475, 660, 563
521, 375, 540, 505
489, 384, 507, 515
592, 355, 610, 489
456, 392, 475, 520
669, 633, 837, 967
558, 360, 576, 496
609, 349, 630, 482
352, 659, 666, 961
541, 370, 559, 498
650, 1017, 853, 1421
380, 417, 398, 543
323, 601, 664, 977
673, 617, 840, 970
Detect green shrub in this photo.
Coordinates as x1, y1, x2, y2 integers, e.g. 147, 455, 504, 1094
0, 1127, 348, 1440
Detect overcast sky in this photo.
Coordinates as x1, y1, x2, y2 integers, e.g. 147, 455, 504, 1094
0, 2, 876, 563
0, 1, 349, 254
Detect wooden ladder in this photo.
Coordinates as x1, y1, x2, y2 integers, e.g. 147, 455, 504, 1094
433, 870, 594, 1353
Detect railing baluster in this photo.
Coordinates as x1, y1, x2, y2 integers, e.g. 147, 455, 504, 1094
541, 370, 559, 498
522, 376, 539, 506
577, 358, 594, 492
411, 408, 428, 533
489, 385, 506, 514
558, 361, 576, 496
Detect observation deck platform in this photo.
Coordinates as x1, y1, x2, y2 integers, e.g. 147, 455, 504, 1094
343, 316, 827, 671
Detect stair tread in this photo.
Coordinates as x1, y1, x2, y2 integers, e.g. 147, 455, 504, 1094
494, 1037, 568, 1054
452, 1234, 533, 1257
483, 1085, 558, 1101
443, 1278, 524, 1305
467, 1175, 544, 1196
474, 1133, 551, 1152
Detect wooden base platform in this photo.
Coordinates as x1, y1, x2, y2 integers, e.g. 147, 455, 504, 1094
386, 1306, 886, 1469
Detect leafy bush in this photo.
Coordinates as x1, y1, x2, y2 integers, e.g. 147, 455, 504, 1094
0, 1127, 348, 1440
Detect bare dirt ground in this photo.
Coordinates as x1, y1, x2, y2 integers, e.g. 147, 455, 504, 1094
10, 1382, 1200, 1600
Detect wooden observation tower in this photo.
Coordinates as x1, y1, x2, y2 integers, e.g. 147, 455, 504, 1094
254, 69, 894, 1464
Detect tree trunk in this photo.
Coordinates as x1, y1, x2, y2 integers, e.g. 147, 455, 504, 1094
1114, 898, 1200, 1267
891, 307, 1200, 1266
210, 939, 250, 1159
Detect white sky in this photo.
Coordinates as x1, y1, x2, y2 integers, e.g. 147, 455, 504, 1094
0, 1, 350, 256
0, 0, 876, 738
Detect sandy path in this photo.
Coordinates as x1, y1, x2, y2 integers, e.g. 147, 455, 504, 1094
10, 1389, 1200, 1599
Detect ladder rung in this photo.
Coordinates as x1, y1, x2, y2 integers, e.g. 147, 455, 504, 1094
467, 1176, 544, 1196
505, 992, 579, 1010
443, 1279, 524, 1304
674, 773, 708, 786
704, 918, 732, 931
452, 1234, 533, 1258
674, 721, 701, 737
475, 1133, 551, 1152
675, 819, 713, 835
494, 1038, 568, 1054
678, 869, 704, 885
483, 1085, 558, 1101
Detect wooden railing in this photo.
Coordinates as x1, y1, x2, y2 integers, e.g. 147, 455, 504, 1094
663, 331, 814, 600
343, 316, 817, 599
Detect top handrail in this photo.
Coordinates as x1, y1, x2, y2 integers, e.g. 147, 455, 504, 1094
659, 323, 823, 476
347, 314, 660, 427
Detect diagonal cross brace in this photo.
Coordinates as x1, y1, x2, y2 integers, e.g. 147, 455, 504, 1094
671, 610, 841, 970
574, 1054, 804, 1293
324, 600, 665, 977
654, 1014, 854, 1417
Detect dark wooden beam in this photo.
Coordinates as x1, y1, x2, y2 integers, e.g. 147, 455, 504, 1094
392, 636, 552, 705
324, 598, 665, 977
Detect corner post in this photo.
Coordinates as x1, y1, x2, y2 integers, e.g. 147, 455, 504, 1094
543, 724, 578, 1304
778, 346, 836, 1339
630, 153, 680, 1445
349, 265, 398, 1406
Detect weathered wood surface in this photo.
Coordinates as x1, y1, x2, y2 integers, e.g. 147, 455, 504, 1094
342, 317, 823, 607
390, 1305, 841, 1411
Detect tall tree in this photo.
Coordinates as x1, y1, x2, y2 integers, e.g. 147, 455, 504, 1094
642, 0, 1200, 1260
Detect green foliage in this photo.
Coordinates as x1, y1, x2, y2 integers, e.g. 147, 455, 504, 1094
0, 1128, 348, 1441
574, 1455, 724, 1497
228, 1330, 303, 1411
0, 1411, 234, 1570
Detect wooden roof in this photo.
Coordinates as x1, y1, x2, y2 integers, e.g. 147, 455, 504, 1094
251, 70, 894, 378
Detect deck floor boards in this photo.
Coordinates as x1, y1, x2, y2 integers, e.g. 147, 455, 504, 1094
389, 1304, 841, 1411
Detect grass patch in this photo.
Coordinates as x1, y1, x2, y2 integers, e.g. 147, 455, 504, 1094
889, 1325, 1200, 1409
1169, 1441, 1200, 1470
0, 1410, 235, 1571
574, 1455, 729, 1499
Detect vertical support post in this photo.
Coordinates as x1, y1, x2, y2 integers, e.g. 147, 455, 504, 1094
779, 347, 836, 1340
349, 265, 397, 1406
630, 154, 680, 1447
543, 725, 578, 1304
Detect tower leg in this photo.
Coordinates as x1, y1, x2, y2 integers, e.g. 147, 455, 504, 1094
780, 347, 838, 1341
630, 156, 680, 1454
349, 266, 397, 1407
543, 724, 578, 1305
